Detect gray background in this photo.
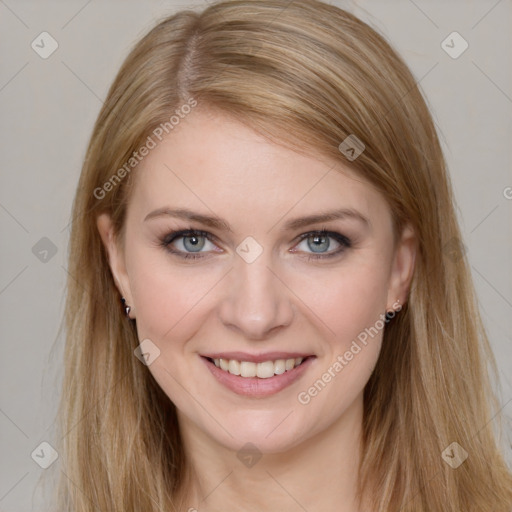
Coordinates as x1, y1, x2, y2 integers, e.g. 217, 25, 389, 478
1, 1, 511, 510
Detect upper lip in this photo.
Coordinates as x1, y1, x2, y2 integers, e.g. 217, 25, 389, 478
201, 352, 313, 363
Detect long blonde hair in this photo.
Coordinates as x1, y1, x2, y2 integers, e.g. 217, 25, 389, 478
55, 1, 512, 510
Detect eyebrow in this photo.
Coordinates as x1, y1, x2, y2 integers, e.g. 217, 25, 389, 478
144, 207, 370, 232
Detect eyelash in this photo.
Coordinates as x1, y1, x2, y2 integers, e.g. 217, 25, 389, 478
159, 228, 352, 261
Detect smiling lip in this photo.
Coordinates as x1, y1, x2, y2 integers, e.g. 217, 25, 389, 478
201, 351, 312, 363
200, 354, 315, 398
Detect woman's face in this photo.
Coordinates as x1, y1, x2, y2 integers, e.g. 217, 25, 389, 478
98, 108, 415, 453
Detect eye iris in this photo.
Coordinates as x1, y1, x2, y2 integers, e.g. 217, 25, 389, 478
183, 234, 205, 252
308, 235, 329, 253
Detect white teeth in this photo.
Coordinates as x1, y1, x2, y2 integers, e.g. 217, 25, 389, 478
256, 361, 275, 379
228, 359, 241, 375
212, 357, 305, 378
274, 359, 286, 375
240, 361, 257, 378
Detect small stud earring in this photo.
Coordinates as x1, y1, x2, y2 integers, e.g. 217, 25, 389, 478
385, 309, 394, 320
385, 306, 399, 321
121, 297, 131, 317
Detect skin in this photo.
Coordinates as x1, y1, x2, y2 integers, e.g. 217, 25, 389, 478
97, 108, 416, 512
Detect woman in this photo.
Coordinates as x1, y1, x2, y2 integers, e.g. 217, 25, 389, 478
56, 0, 512, 510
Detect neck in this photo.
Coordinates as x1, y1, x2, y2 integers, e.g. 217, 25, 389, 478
176, 395, 366, 512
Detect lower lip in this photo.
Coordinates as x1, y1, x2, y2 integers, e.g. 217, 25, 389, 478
201, 356, 314, 398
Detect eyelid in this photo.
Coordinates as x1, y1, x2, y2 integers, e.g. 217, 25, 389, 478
294, 229, 351, 246
291, 229, 352, 260
161, 228, 215, 245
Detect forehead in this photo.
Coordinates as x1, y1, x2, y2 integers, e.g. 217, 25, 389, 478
128, 109, 390, 231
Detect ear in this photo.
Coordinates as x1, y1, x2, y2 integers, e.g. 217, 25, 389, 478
386, 222, 416, 311
97, 213, 135, 318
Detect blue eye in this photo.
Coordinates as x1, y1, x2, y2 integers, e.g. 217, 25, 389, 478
294, 230, 351, 260
161, 229, 217, 260
160, 229, 351, 260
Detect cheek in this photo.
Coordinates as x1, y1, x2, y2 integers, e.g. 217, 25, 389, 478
126, 248, 215, 408
290, 255, 390, 406
292, 265, 388, 425
292, 255, 390, 345
127, 245, 217, 342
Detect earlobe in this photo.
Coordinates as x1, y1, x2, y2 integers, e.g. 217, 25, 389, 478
387, 223, 416, 310
96, 213, 135, 317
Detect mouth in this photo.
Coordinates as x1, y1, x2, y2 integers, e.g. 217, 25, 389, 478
207, 356, 307, 378
200, 354, 315, 397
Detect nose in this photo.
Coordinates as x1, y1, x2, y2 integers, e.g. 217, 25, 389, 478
218, 251, 294, 340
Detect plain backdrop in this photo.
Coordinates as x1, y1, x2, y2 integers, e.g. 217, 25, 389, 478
1, 1, 511, 510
